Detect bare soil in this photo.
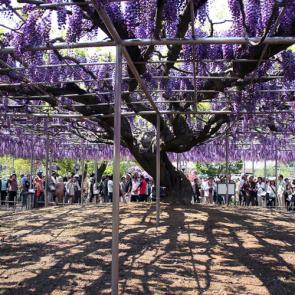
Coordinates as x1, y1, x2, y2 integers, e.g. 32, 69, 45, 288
0, 204, 294, 295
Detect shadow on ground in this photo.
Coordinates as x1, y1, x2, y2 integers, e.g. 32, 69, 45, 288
0, 204, 294, 294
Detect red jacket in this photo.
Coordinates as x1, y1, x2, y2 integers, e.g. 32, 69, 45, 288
138, 179, 147, 195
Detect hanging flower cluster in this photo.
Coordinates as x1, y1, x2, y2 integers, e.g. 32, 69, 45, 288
0, 0, 294, 166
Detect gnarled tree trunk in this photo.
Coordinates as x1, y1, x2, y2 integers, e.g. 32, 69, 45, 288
129, 146, 193, 205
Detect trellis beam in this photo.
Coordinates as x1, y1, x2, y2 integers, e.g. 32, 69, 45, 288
1, 109, 293, 119
1, 37, 294, 54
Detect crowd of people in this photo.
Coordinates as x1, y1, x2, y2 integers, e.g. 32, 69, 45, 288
0, 171, 154, 208
191, 174, 295, 210
0, 169, 295, 211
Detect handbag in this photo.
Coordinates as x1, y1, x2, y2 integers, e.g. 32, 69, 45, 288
49, 184, 56, 192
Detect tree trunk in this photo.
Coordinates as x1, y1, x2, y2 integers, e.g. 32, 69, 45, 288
129, 147, 193, 205
96, 161, 107, 183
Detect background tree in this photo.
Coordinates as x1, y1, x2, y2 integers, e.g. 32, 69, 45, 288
195, 161, 243, 177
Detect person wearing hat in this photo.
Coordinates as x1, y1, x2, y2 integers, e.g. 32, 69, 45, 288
65, 174, 80, 204
7, 173, 18, 207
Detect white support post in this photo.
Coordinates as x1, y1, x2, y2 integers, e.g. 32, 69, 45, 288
225, 130, 229, 206
44, 120, 49, 207
156, 114, 161, 227
275, 150, 278, 209
81, 159, 85, 206
111, 45, 122, 295
29, 144, 34, 189
94, 160, 98, 203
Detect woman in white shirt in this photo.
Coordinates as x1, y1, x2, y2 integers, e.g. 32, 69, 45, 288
277, 175, 286, 209
203, 177, 214, 204
107, 175, 113, 202
256, 177, 266, 207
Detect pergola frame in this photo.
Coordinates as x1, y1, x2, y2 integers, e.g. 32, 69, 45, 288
1, 1, 295, 294
1, 37, 295, 54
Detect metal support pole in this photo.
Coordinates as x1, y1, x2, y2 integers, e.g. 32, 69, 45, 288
48, 156, 52, 200
28, 138, 35, 210
111, 45, 122, 295
176, 153, 179, 171
264, 159, 267, 179
156, 114, 161, 227
275, 150, 278, 208
252, 160, 255, 176
81, 159, 85, 206
190, 0, 198, 109
44, 121, 49, 207
225, 130, 229, 206
29, 144, 34, 189
94, 160, 98, 203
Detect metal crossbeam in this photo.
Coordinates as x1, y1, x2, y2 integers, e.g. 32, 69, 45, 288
0, 0, 131, 11
1, 37, 294, 54
1, 109, 293, 119
0, 58, 280, 72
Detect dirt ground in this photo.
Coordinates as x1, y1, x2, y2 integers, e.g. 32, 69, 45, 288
0, 204, 294, 295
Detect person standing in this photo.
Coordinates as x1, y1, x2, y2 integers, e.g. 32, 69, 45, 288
138, 175, 147, 202
192, 178, 201, 204
55, 176, 65, 204
7, 173, 18, 207
246, 176, 256, 206
82, 173, 90, 203
120, 176, 127, 203
48, 172, 57, 203
34, 172, 44, 207
145, 177, 151, 202
73, 175, 81, 203
89, 173, 95, 203
107, 175, 113, 202
65, 175, 80, 204
277, 174, 286, 209
131, 173, 140, 202
239, 175, 246, 206
200, 178, 206, 204
208, 177, 215, 204
266, 180, 276, 207
124, 174, 132, 202
202, 177, 214, 204
21, 174, 30, 206
256, 177, 266, 207
101, 176, 109, 203
0, 176, 8, 206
